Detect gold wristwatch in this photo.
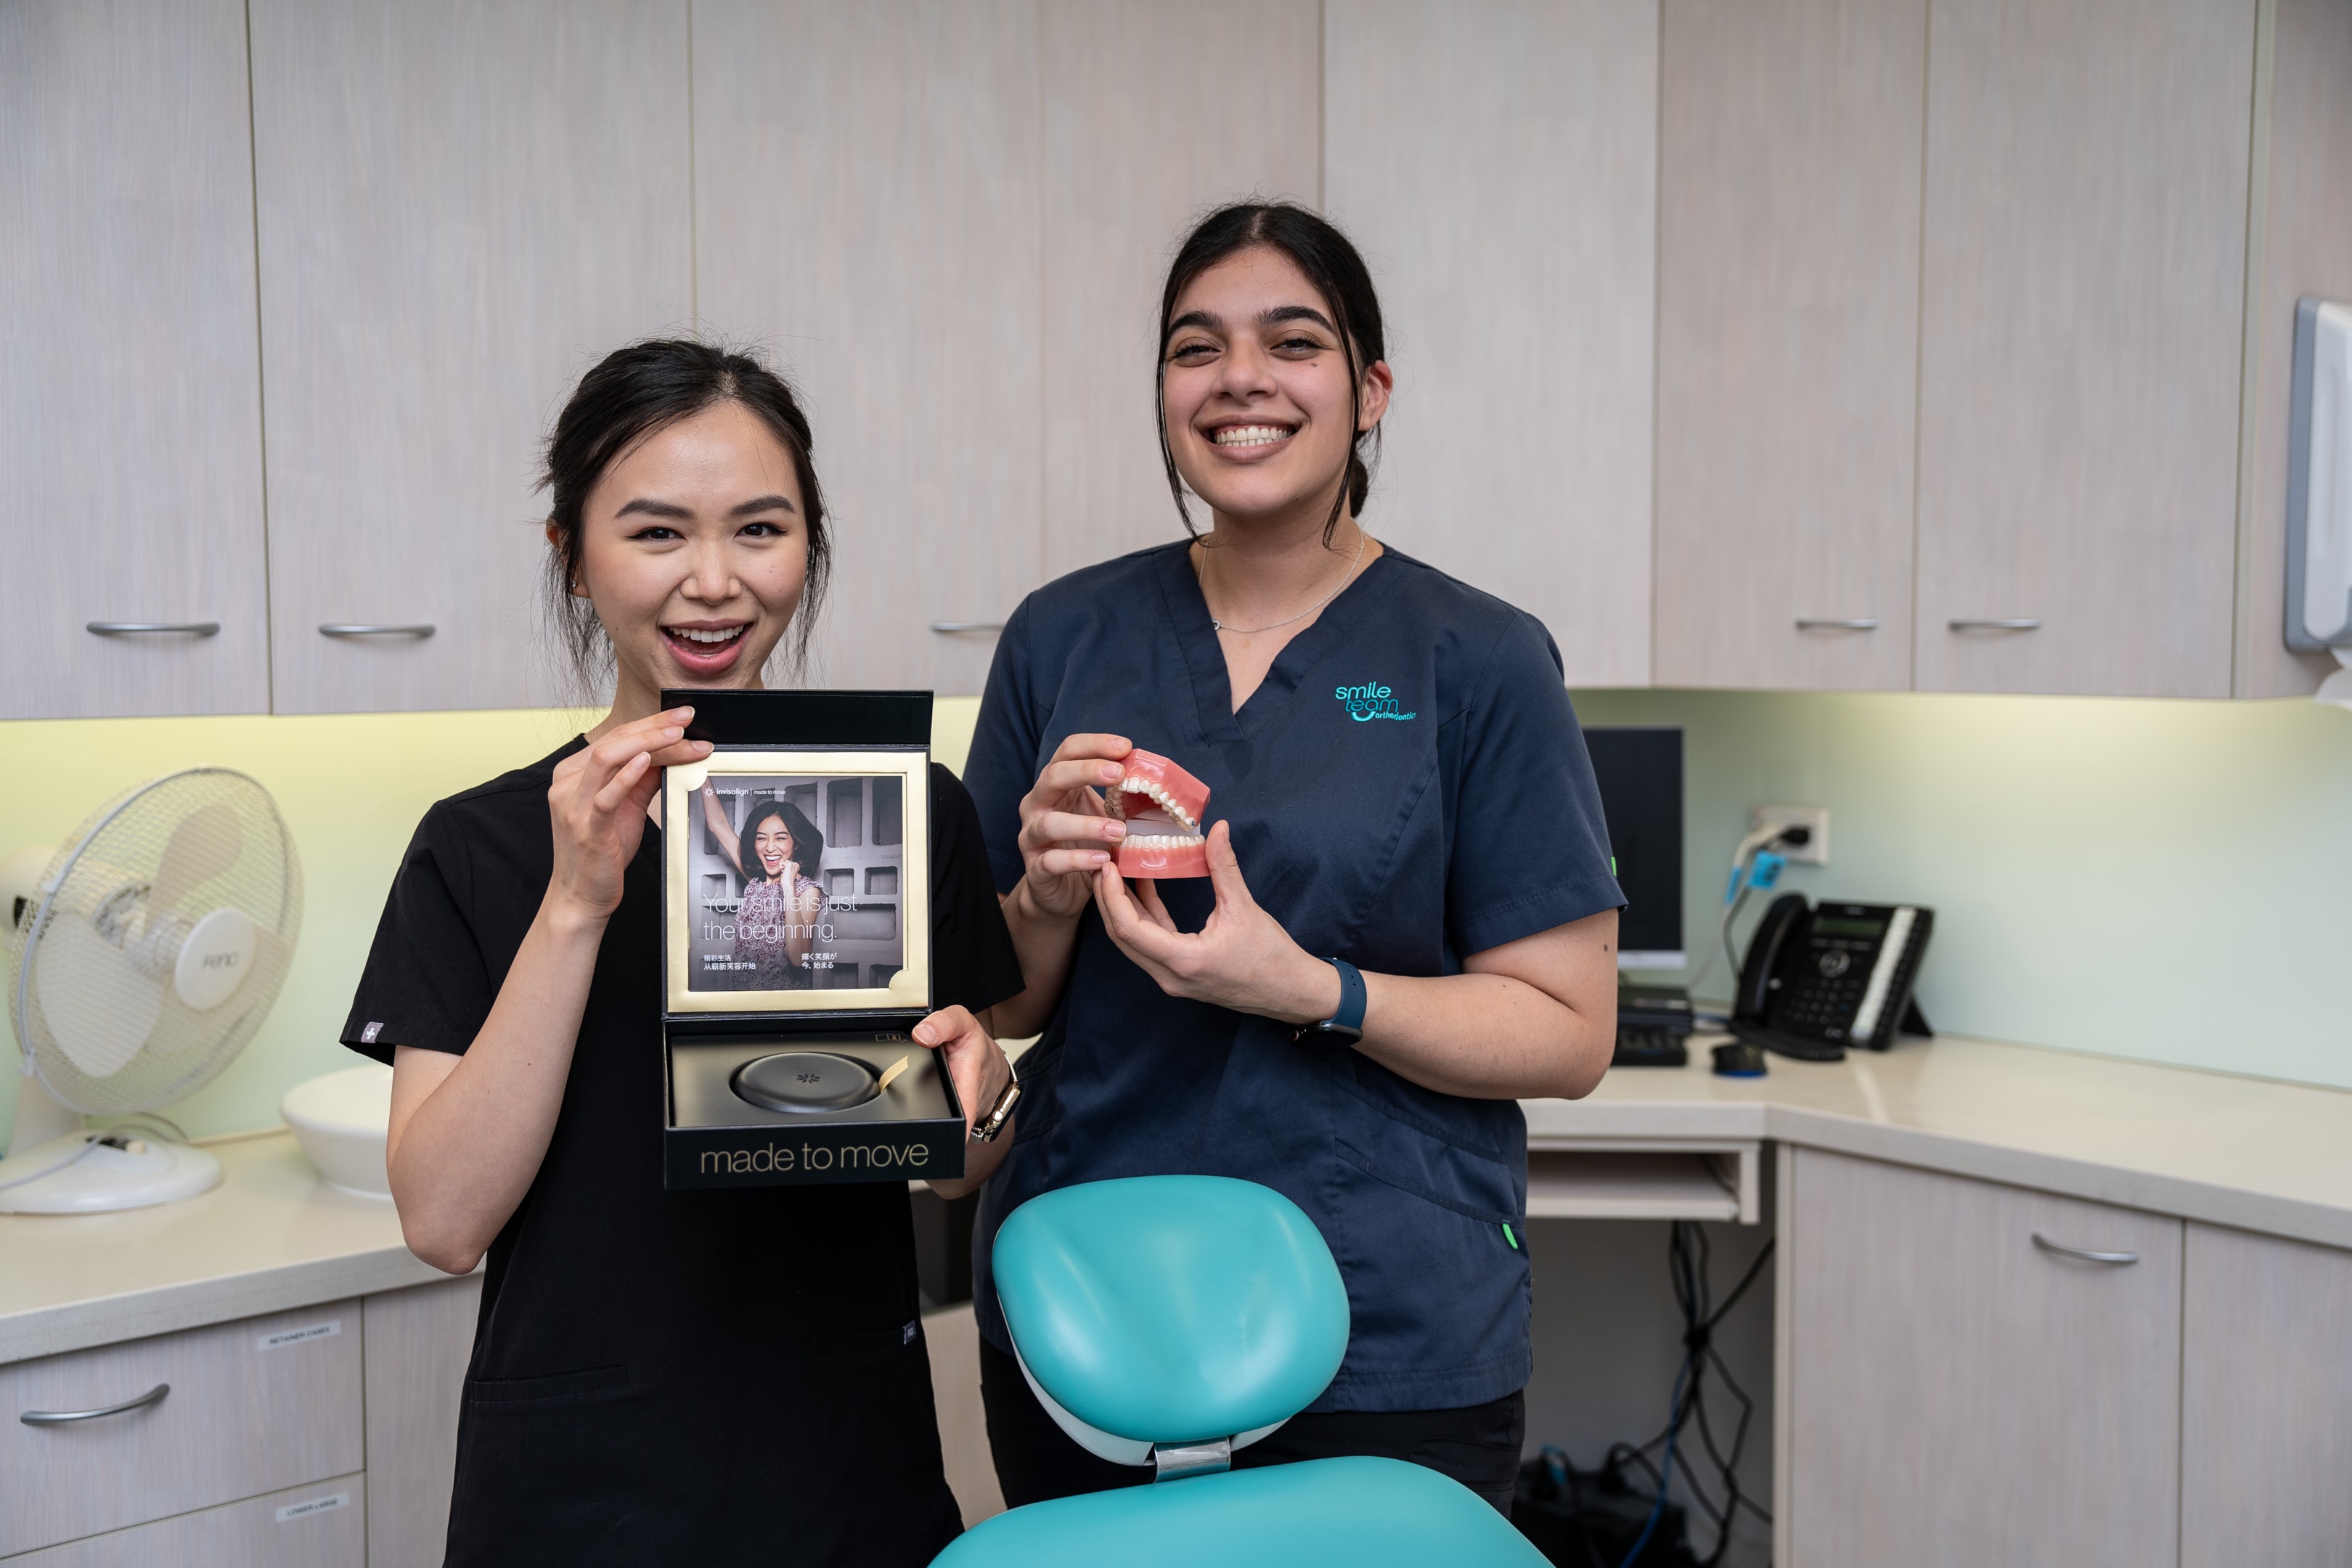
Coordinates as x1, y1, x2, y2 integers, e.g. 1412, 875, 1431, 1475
971, 1077, 1022, 1143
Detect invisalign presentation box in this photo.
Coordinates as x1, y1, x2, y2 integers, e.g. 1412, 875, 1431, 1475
659, 689, 963, 1189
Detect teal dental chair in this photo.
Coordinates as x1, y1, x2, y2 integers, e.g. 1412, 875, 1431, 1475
933, 1175, 1547, 1567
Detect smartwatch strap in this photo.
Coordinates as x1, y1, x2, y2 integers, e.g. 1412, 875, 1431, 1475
1291, 957, 1367, 1046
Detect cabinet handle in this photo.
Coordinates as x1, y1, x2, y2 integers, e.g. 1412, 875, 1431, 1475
2031, 1233, 2139, 1266
86, 622, 220, 637
319, 624, 436, 639
1795, 618, 1879, 631
928, 621, 1004, 634
1948, 618, 2042, 632
21, 1382, 170, 1424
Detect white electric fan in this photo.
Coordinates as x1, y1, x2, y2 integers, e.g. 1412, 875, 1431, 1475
0, 769, 302, 1213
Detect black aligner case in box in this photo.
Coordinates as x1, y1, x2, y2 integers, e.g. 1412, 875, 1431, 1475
659, 689, 964, 1189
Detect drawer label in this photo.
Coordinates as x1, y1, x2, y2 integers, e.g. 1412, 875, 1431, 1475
275, 1492, 348, 1523
256, 1319, 342, 1352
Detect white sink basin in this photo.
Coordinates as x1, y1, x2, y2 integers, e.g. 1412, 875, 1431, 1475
280, 1063, 393, 1198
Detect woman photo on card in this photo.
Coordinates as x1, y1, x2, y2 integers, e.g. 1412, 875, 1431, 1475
963, 204, 1625, 1516
696, 786, 825, 988
339, 340, 1044, 1566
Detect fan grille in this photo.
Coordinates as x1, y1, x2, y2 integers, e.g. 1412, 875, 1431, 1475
9, 769, 303, 1115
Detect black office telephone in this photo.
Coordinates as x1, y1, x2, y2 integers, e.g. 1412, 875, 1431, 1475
1731, 894, 1934, 1062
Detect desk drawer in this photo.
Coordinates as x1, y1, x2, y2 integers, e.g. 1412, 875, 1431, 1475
1, 1302, 362, 1556
1, 1474, 364, 1567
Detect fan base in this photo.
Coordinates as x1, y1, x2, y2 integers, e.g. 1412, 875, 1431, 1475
0, 1132, 222, 1214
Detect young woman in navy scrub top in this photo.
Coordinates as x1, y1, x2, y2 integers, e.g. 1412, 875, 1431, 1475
963, 205, 1625, 1514
340, 341, 1040, 1565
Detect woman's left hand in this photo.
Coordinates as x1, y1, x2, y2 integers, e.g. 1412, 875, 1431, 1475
1093, 821, 1340, 1026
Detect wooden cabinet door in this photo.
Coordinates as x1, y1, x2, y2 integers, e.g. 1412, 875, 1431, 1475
364, 1273, 483, 1568
1913, 0, 2255, 696
1784, 1149, 2181, 1567
249, 0, 693, 714
0, 0, 270, 719
1654, 0, 1924, 691
1039, 0, 1322, 584
2181, 1223, 2352, 1566
694, 0, 1042, 697
1324, 0, 1657, 687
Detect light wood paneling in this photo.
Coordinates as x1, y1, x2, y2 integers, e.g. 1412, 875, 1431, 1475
1038, 0, 1321, 581
1784, 1149, 2181, 1567
249, 0, 693, 714
694, 0, 1042, 696
1323, 0, 1657, 687
5, 1474, 365, 1568
1914, 0, 2255, 696
363, 1273, 483, 1568
0, 1300, 362, 1556
0, 0, 270, 720
1654, 0, 1925, 691
2237, 0, 2352, 698
922, 1302, 1005, 1527
2180, 1223, 2352, 1566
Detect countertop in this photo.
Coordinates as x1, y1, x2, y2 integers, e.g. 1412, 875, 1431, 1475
7, 1034, 2351, 1365
0, 1130, 451, 1364
1532, 1031, 2352, 1251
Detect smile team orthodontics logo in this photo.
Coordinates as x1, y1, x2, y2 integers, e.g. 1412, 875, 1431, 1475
1335, 682, 1416, 722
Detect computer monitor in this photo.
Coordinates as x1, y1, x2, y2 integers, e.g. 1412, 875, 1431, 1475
1583, 727, 1683, 969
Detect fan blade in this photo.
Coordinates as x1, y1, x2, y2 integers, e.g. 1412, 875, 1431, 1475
150, 804, 242, 912
34, 918, 163, 1078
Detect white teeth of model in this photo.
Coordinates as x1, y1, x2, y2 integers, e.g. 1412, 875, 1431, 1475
674, 626, 741, 643
1119, 778, 1197, 832
1126, 833, 1203, 847
1215, 425, 1290, 446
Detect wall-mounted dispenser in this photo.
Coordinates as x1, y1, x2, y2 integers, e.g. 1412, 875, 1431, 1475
2286, 299, 2352, 709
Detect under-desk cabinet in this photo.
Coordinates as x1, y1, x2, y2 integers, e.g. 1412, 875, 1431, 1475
1780, 1148, 2183, 1567
0, 1275, 480, 1567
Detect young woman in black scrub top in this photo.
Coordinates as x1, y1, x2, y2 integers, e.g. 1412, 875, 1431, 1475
961, 205, 1625, 1514
340, 340, 1046, 1566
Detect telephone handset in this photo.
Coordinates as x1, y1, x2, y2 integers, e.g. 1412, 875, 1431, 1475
1731, 894, 1934, 1062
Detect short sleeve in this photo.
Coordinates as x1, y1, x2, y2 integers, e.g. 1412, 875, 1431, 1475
1445, 615, 1625, 957
963, 595, 1045, 896
340, 811, 497, 1065
928, 764, 1026, 1014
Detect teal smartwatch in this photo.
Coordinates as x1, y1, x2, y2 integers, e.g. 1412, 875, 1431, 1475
1290, 957, 1367, 1047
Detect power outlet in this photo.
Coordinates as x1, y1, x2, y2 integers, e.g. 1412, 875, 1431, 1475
1751, 805, 1829, 865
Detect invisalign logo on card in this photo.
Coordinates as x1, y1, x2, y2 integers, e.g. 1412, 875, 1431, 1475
1335, 682, 1416, 722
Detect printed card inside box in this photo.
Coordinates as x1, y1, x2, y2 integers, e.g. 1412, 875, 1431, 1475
659, 690, 963, 1188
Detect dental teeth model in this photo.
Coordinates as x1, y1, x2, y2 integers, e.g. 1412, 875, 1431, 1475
1109, 750, 1211, 880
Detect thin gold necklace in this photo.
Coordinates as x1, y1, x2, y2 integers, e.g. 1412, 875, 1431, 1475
1196, 528, 1368, 636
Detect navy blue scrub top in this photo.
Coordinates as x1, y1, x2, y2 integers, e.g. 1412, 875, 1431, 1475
963, 541, 1623, 1413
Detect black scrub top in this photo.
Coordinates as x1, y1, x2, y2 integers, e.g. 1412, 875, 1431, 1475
342, 742, 1021, 1567
963, 542, 1622, 1414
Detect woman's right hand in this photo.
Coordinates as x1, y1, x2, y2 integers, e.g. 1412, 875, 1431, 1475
546, 706, 711, 924
1013, 733, 1134, 921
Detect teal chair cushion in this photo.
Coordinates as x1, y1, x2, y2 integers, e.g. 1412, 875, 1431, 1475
931, 1455, 1549, 1567
992, 1175, 1349, 1446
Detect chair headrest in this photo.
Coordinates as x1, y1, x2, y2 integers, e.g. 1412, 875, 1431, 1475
995, 1175, 1349, 1459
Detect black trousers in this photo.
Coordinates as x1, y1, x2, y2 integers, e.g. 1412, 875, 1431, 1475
979, 1336, 1524, 1515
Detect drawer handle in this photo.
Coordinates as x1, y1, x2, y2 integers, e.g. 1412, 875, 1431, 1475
928, 621, 1004, 634
1795, 618, 1879, 631
2031, 1233, 2139, 1266
86, 622, 220, 637
21, 1382, 170, 1425
1949, 618, 2042, 632
319, 624, 436, 639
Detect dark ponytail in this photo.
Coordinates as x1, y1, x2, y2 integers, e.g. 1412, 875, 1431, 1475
538, 339, 832, 695
1156, 203, 1387, 543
